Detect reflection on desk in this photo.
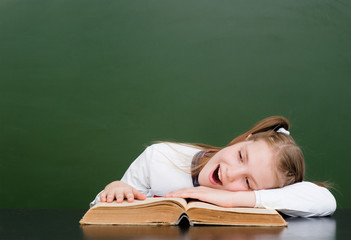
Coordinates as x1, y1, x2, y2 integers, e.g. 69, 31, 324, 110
0, 209, 349, 240
81, 216, 336, 240
281, 217, 336, 239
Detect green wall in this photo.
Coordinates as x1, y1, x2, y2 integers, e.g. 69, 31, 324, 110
0, 0, 350, 209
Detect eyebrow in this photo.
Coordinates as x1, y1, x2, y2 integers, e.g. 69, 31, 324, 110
245, 145, 259, 190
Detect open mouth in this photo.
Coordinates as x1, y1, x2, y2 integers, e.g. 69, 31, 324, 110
210, 164, 222, 185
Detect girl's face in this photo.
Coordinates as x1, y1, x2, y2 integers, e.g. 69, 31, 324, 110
198, 140, 279, 191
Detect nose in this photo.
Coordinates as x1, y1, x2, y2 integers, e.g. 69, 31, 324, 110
226, 166, 246, 183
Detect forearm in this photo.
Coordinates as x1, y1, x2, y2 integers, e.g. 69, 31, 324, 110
165, 186, 256, 208
228, 191, 256, 208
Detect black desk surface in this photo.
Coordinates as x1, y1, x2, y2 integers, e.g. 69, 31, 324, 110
0, 209, 350, 240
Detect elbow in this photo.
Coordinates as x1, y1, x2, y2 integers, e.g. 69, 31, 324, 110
279, 185, 337, 217
298, 187, 337, 217
315, 189, 337, 216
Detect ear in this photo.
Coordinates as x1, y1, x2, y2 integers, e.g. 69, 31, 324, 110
245, 134, 252, 140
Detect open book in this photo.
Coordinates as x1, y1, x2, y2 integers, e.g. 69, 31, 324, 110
80, 197, 287, 227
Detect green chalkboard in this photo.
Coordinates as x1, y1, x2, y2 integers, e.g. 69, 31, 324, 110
0, 0, 350, 209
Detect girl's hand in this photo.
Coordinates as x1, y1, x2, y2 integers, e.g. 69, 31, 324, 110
100, 181, 147, 203
164, 186, 256, 208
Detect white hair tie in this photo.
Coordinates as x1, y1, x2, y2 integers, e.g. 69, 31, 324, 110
276, 127, 290, 135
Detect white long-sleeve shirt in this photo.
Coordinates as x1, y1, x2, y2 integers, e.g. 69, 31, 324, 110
90, 143, 336, 217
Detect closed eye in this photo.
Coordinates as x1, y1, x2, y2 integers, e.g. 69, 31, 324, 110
238, 150, 243, 161
246, 177, 251, 190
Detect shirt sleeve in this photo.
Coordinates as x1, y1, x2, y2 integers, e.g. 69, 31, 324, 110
89, 145, 154, 207
254, 181, 337, 217
120, 145, 153, 196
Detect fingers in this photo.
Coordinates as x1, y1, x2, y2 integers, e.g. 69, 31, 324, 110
124, 190, 135, 203
165, 188, 197, 198
116, 192, 125, 203
100, 189, 135, 203
165, 187, 212, 199
99, 181, 146, 203
100, 191, 107, 202
107, 191, 117, 203
164, 191, 181, 198
133, 189, 147, 200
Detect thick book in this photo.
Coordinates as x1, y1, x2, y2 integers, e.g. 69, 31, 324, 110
79, 197, 287, 227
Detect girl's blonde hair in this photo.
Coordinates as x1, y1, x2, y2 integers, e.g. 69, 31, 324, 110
191, 116, 305, 188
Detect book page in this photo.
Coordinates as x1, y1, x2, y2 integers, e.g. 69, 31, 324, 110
186, 201, 278, 215
93, 197, 188, 210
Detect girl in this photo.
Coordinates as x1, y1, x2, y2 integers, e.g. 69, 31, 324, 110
91, 116, 336, 217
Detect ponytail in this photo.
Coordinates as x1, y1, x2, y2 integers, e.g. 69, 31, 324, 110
227, 116, 290, 146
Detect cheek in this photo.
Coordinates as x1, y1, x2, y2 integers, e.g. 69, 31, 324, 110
224, 182, 247, 192
199, 161, 212, 179
261, 172, 280, 189
205, 154, 220, 167
221, 153, 237, 166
